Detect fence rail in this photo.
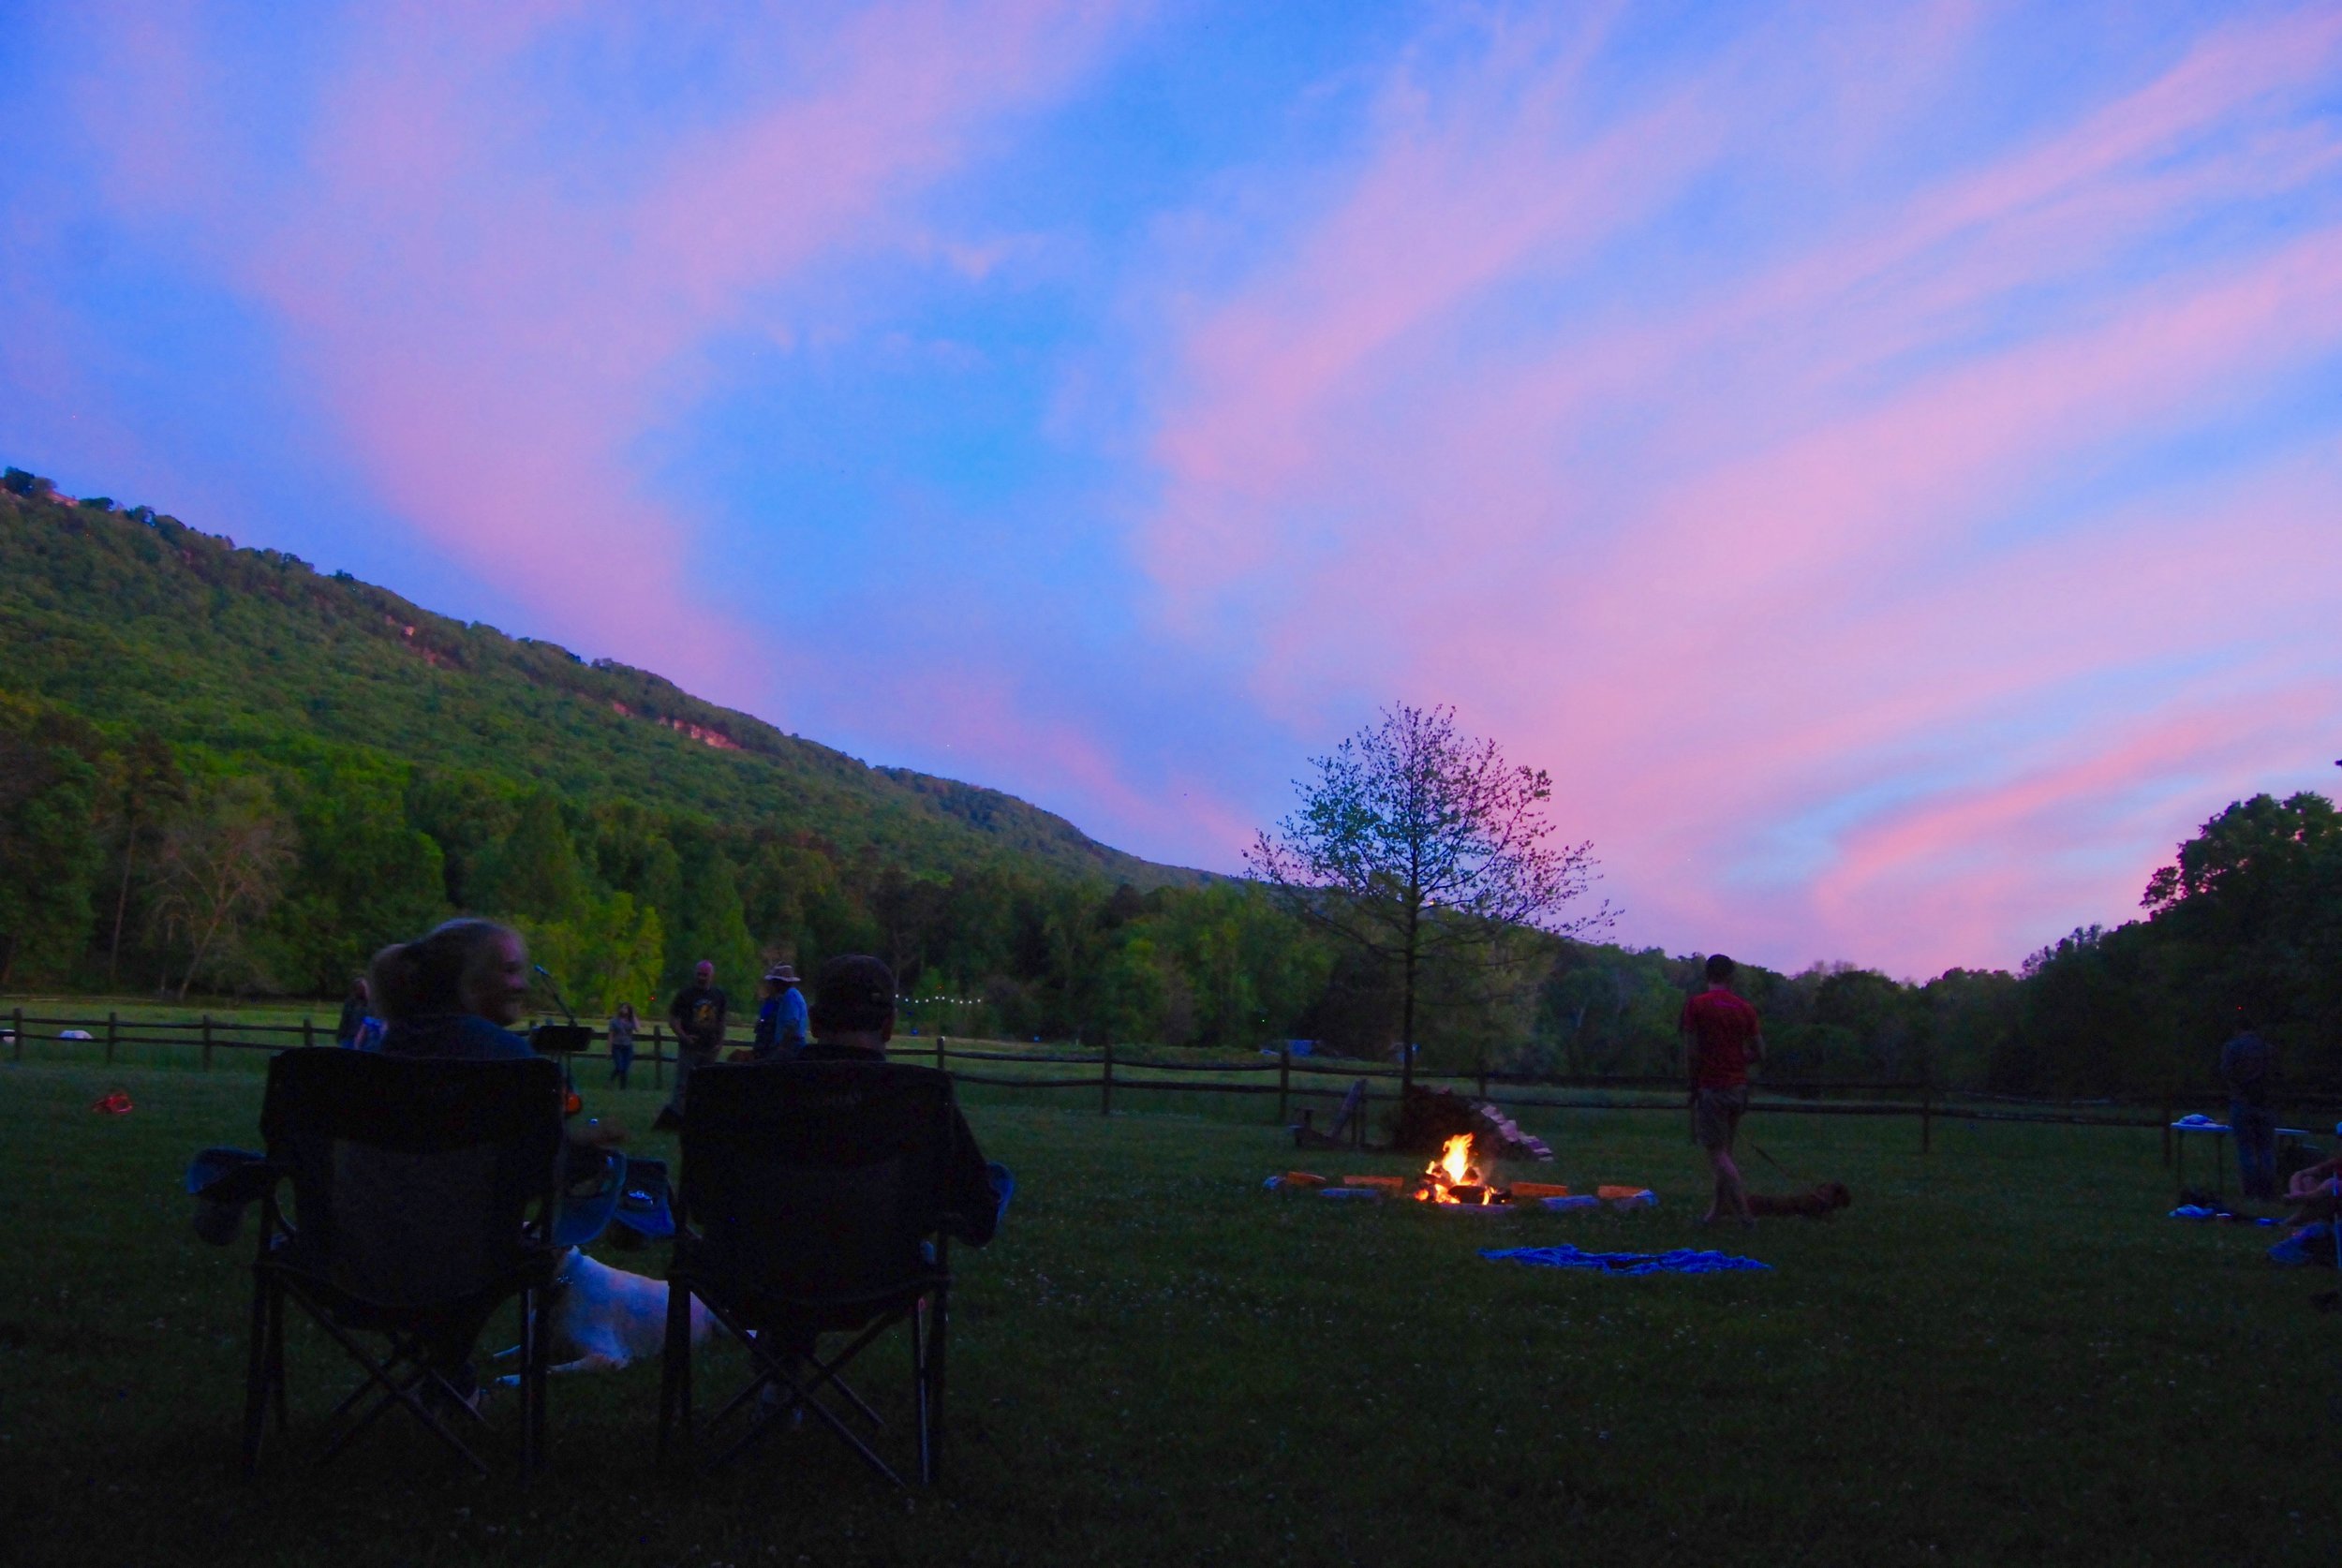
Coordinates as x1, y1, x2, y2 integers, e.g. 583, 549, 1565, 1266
7, 1004, 2330, 1167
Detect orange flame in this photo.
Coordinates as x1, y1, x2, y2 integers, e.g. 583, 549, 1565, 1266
1416, 1133, 1487, 1204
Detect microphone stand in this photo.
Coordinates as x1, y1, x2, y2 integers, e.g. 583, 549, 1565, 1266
534, 964, 582, 1111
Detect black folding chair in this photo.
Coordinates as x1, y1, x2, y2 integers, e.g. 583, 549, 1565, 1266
657, 1060, 956, 1486
239, 1050, 565, 1478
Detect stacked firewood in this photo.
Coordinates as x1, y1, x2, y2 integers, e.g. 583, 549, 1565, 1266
1389, 1085, 1553, 1161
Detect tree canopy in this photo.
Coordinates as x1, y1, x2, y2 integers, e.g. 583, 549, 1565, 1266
1248, 703, 1610, 1085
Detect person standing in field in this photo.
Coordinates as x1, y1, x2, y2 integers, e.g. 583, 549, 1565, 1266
2219, 1008, 2277, 1202
1681, 954, 1765, 1227
334, 977, 370, 1046
751, 963, 808, 1062
657, 960, 729, 1130
607, 1000, 639, 1090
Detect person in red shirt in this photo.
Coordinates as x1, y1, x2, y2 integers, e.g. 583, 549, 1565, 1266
1680, 953, 1766, 1226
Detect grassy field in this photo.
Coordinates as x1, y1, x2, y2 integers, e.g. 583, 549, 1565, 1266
2, 1056, 2334, 1567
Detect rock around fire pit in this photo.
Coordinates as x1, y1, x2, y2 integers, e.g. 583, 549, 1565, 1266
1265, 1135, 1656, 1211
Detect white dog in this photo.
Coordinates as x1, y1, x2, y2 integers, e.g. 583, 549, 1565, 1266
497, 1247, 717, 1381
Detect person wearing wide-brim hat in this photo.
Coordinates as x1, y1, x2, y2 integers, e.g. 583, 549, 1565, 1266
752, 963, 809, 1062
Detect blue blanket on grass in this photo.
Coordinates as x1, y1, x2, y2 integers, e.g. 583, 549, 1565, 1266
1482, 1244, 1770, 1276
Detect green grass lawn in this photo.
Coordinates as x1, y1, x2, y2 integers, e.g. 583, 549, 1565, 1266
1, 1058, 2333, 1567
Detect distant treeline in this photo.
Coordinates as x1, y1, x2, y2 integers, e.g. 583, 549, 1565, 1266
7, 687, 2332, 1095
1, 468, 2333, 1092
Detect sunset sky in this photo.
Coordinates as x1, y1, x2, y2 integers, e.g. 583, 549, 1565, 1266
5, 2, 2337, 978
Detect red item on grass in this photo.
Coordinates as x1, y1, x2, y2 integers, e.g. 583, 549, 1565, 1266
91, 1089, 135, 1115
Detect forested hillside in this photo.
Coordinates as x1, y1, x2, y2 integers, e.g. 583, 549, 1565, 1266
2, 467, 2334, 1092
0, 482, 1196, 887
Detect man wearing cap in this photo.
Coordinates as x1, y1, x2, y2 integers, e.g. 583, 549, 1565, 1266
752, 963, 809, 1062
806, 954, 1007, 1246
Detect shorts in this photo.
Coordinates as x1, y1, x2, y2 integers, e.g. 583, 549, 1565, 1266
1694, 1085, 1749, 1150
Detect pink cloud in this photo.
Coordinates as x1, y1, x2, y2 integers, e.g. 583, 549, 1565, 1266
1137, 7, 2342, 972
1801, 679, 2341, 972
65, 1, 1129, 712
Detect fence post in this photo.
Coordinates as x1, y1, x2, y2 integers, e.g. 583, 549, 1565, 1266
303, 1016, 314, 1050
1277, 1040, 1291, 1128
936, 1033, 947, 1075
106, 1011, 117, 1067
201, 1013, 213, 1072
653, 1027, 665, 1092
1101, 1040, 1114, 1117
10, 1007, 21, 1062
2162, 1081, 2174, 1169
1476, 1054, 1488, 1103
1920, 1080, 1933, 1155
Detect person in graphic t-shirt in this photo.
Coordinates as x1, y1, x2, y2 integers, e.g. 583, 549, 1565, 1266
1679, 953, 1766, 1227
658, 960, 729, 1129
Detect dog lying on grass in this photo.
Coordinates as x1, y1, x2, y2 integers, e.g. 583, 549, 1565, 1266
497, 1247, 717, 1382
1746, 1182, 1853, 1219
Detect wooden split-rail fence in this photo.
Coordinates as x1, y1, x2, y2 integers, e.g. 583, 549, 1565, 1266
5, 1003, 2323, 1168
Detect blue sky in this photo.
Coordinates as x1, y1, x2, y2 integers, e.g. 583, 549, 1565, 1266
5, 1, 2338, 975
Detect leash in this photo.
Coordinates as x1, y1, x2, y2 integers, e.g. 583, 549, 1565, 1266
1741, 1132, 1810, 1187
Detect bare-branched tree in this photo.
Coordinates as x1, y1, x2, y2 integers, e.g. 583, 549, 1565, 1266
147, 777, 293, 999
1245, 703, 1611, 1092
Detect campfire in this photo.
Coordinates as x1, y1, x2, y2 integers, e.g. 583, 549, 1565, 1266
1267, 1128, 1626, 1208
1416, 1133, 1504, 1206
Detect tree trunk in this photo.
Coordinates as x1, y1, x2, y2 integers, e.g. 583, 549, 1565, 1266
1400, 898, 1419, 1097
108, 835, 135, 989
180, 901, 231, 1002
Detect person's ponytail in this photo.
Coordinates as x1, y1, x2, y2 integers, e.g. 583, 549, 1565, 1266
366, 941, 423, 1023
369, 919, 514, 1021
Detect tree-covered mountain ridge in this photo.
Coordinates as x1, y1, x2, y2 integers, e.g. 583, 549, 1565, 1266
7, 467, 2333, 1099
0, 476, 1209, 891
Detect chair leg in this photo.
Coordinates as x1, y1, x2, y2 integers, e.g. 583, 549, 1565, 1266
518, 1290, 534, 1480
658, 1281, 693, 1469
241, 1278, 275, 1475
298, 1296, 490, 1476
521, 1287, 549, 1480
267, 1289, 289, 1433
912, 1297, 930, 1485
926, 1285, 948, 1486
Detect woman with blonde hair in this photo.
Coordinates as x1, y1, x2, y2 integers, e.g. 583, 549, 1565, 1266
359, 918, 624, 1411
366, 918, 536, 1060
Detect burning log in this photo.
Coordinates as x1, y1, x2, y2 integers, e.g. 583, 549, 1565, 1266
1414, 1134, 1507, 1206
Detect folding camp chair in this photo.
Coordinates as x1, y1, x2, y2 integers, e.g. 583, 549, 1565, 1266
238, 1050, 566, 1478
657, 1060, 956, 1486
